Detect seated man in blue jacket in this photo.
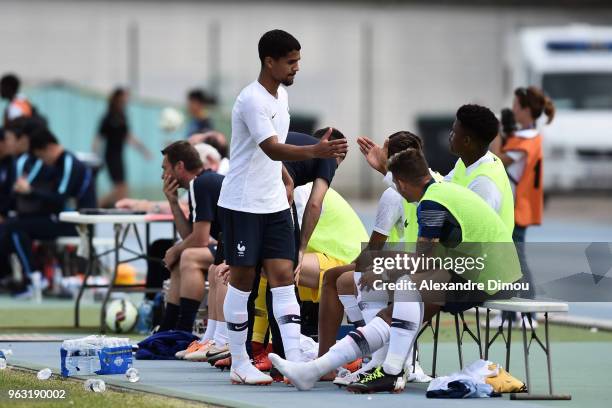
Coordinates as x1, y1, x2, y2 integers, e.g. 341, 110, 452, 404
1, 128, 96, 296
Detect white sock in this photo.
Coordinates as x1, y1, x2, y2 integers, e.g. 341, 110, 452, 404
358, 279, 389, 323
201, 319, 217, 342
271, 285, 302, 362
314, 317, 390, 377
339, 295, 364, 327
360, 300, 387, 324
369, 341, 389, 368
223, 284, 251, 368
213, 320, 228, 345
404, 347, 417, 372
382, 301, 423, 375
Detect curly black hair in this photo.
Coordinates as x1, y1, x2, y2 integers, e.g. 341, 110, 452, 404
258, 30, 301, 63
313, 127, 345, 141
456, 104, 499, 146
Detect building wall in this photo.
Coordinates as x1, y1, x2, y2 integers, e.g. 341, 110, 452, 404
2, 0, 612, 196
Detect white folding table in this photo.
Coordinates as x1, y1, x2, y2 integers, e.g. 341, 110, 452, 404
59, 211, 174, 333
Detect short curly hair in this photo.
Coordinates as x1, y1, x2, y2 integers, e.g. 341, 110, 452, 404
258, 30, 301, 63
388, 148, 430, 182
313, 127, 345, 141
388, 131, 423, 157
456, 104, 499, 146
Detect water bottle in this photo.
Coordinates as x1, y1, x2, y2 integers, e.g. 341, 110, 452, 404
37, 368, 52, 380
62, 338, 101, 376
0, 358, 7, 370
136, 300, 153, 334
125, 367, 140, 382
31, 271, 43, 303
84, 379, 106, 392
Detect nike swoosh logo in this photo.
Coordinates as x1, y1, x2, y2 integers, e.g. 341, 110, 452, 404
271, 113, 277, 119
278, 314, 301, 324
234, 322, 248, 331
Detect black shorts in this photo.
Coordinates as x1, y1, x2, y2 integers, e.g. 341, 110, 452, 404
219, 207, 295, 266
105, 151, 125, 183
439, 272, 516, 314
441, 272, 484, 315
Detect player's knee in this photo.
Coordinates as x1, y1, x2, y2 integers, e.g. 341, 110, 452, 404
336, 272, 355, 295
180, 248, 198, 264
180, 248, 209, 272
322, 268, 340, 288
228, 267, 255, 291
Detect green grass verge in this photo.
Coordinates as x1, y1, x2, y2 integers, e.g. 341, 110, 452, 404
0, 303, 100, 328
0, 368, 209, 408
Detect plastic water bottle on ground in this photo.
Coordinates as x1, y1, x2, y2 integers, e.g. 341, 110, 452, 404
84, 379, 106, 392
0, 358, 7, 370
37, 368, 52, 380
125, 367, 139, 382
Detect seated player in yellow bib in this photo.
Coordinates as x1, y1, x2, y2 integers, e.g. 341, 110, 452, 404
248, 184, 367, 374
293, 184, 368, 303
269, 148, 521, 394
240, 129, 355, 373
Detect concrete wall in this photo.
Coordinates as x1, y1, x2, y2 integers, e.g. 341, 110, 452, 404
2, 0, 612, 196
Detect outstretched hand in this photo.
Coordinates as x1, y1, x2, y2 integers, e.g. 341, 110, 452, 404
312, 127, 348, 159
357, 136, 387, 175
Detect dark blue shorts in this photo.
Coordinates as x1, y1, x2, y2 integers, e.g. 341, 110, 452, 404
208, 237, 225, 266
219, 207, 296, 266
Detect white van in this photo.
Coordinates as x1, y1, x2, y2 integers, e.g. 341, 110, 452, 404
510, 25, 612, 191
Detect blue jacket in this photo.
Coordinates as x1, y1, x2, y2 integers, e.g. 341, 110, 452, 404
135, 330, 198, 360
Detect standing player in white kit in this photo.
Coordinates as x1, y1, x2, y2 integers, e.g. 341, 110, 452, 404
218, 29, 348, 385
